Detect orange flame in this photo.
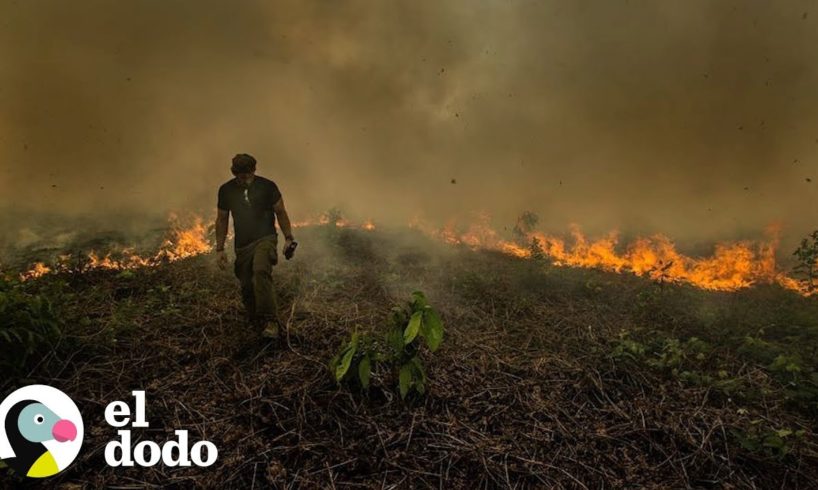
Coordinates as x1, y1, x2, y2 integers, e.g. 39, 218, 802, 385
22, 214, 212, 279
19, 213, 379, 280
155, 215, 212, 261
18, 211, 813, 297
293, 214, 375, 231
411, 216, 814, 296
19, 262, 51, 281
529, 229, 775, 291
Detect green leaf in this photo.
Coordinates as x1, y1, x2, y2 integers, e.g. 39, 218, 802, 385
329, 353, 340, 374
422, 308, 444, 352
358, 354, 371, 388
770, 354, 802, 373
403, 311, 423, 345
411, 356, 427, 395
399, 363, 412, 399
763, 434, 786, 451
335, 333, 359, 381
411, 291, 428, 311
391, 306, 408, 329
385, 326, 404, 354
733, 430, 759, 451
410, 356, 426, 382
415, 377, 426, 395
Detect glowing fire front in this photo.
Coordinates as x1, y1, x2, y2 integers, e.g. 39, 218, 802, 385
409, 217, 813, 296
19, 262, 52, 281
16, 212, 814, 297
19, 215, 213, 278
17, 212, 374, 280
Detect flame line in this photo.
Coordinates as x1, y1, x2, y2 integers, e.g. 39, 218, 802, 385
16, 213, 815, 297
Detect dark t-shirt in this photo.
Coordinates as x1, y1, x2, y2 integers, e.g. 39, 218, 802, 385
218, 176, 282, 249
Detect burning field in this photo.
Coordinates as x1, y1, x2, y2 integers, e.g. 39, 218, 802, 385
2, 215, 818, 488
14, 212, 816, 296
4, 0, 818, 487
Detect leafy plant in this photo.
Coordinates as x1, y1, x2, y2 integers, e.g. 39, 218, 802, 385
529, 236, 545, 262
648, 260, 675, 287
732, 421, 806, 459
392, 291, 443, 397
0, 277, 62, 372
329, 330, 377, 389
767, 354, 818, 409
512, 211, 539, 243
610, 332, 647, 362
329, 291, 445, 400
737, 334, 781, 365
792, 230, 818, 292
647, 337, 711, 371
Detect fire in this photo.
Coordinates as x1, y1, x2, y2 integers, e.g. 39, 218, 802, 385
530, 230, 775, 291
411, 216, 814, 296
155, 215, 212, 261
19, 213, 377, 280
293, 213, 376, 231
86, 249, 154, 270
21, 214, 212, 279
20, 262, 51, 281
17, 210, 813, 297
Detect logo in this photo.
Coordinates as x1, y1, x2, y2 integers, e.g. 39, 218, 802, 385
103, 391, 218, 468
0, 385, 84, 478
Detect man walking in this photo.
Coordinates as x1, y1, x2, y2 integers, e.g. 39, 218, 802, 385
215, 153, 296, 339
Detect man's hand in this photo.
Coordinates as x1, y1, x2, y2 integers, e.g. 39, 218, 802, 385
216, 249, 228, 270
215, 208, 229, 271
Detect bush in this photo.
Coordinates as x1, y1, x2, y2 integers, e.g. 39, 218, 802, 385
512, 211, 539, 243
732, 421, 806, 459
330, 291, 444, 399
793, 230, 818, 292
0, 277, 61, 372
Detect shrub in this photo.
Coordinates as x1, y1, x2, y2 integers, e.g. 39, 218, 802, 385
792, 230, 818, 292
0, 277, 61, 372
732, 421, 806, 459
512, 211, 539, 243
330, 291, 444, 399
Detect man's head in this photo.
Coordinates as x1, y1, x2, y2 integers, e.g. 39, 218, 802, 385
231, 153, 257, 186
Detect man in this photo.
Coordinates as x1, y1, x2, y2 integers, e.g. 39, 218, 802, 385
215, 153, 296, 339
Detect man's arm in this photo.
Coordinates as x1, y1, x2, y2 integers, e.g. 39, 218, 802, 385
215, 209, 229, 251
273, 197, 294, 242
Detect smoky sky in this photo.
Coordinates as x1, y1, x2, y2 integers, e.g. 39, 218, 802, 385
1, 0, 817, 246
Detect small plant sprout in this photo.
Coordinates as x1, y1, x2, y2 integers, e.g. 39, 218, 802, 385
329, 291, 445, 400
793, 230, 818, 292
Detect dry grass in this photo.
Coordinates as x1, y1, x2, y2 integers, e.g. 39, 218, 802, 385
3, 226, 818, 488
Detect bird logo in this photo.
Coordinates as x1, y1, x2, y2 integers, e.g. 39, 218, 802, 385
0, 385, 83, 478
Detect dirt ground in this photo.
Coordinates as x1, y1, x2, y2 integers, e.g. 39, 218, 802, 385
3, 226, 818, 489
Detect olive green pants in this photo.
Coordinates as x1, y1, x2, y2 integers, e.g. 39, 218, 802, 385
234, 235, 278, 323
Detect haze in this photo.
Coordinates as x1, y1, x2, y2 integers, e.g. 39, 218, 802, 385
1, 0, 817, 250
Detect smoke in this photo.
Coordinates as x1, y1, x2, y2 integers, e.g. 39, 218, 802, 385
1, 0, 817, 250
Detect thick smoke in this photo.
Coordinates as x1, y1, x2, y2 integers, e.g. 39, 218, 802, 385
1, 0, 817, 250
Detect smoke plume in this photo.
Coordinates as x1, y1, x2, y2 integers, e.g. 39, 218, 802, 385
1, 0, 817, 250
